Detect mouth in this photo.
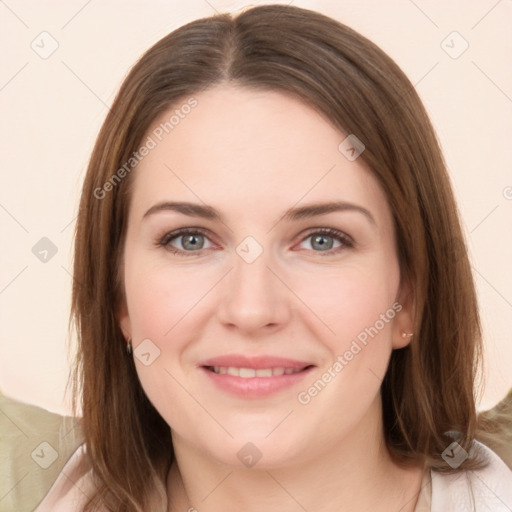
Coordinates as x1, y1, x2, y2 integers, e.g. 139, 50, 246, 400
199, 355, 315, 398
204, 365, 313, 377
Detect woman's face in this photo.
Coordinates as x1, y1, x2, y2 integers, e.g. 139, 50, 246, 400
118, 84, 413, 468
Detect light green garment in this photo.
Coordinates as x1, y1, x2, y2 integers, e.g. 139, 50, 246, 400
0, 390, 84, 512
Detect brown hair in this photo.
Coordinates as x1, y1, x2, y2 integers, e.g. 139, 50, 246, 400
69, 4, 500, 510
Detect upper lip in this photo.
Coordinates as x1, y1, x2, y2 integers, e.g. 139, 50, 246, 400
199, 354, 314, 370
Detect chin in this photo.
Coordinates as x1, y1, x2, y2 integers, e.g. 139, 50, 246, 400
210, 431, 309, 470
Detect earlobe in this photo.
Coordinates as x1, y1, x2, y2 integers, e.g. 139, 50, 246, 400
394, 330, 414, 349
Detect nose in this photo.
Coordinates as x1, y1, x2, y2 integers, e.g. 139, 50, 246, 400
216, 246, 292, 334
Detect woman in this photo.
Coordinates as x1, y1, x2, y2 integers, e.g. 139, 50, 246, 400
33, 4, 512, 511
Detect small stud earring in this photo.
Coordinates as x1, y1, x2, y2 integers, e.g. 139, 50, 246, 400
401, 331, 414, 339
126, 337, 132, 355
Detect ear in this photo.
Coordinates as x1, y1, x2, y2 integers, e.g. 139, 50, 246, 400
392, 277, 415, 349
117, 299, 132, 341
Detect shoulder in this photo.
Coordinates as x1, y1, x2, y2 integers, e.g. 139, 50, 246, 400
34, 443, 98, 511
34, 442, 169, 511
0, 390, 84, 511
430, 441, 512, 511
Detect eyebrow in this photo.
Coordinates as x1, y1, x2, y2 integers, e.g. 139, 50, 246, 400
142, 200, 376, 225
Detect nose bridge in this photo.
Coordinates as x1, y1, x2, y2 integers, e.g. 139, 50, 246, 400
233, 246, 274, 295
216, 235, 289, 330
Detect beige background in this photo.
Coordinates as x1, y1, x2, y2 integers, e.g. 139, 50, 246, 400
0, 0, 511, 415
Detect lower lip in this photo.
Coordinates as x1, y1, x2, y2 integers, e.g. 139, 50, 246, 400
200, 366, 314, 398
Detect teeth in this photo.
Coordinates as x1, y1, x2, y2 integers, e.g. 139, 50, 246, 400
211, 366, 304, 378
255, 368, 272, 377
240, 368, 256, 378
227, 367, 239, 377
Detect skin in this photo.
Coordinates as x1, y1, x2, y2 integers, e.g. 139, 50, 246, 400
118, 84, 424, 512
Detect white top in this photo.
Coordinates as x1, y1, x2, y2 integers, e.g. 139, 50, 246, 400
35, 440, 512, 511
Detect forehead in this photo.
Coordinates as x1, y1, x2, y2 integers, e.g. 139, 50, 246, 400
129, 85, 389, 226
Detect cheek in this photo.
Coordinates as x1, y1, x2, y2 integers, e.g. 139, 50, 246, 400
289, 264, 400, 452
125, 260, 211, 342
292, 260, 400, 350
124, 261, 213, 424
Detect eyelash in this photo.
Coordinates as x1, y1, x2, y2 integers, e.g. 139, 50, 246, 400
155, 227, 354, 257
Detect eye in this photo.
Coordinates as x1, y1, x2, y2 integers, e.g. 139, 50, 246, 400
156, 228, 214, 256
156, 227, 354, 257
297, 228, 354, 254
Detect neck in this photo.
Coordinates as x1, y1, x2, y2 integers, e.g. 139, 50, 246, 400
166, 394, 425, 512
